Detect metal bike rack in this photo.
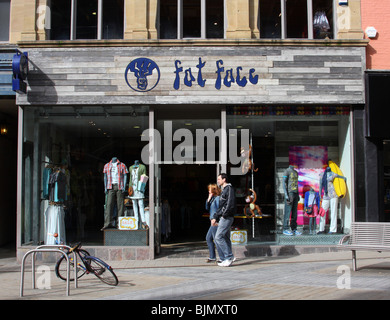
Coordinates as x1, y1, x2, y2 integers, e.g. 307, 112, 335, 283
20, 245, 78, 297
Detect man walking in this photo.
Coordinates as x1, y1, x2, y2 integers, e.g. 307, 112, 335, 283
212, 173, 236, 267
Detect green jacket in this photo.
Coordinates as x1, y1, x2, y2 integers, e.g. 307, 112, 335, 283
128, 163, 146, 187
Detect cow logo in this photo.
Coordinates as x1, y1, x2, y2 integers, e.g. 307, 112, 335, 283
125, 58, 160, 92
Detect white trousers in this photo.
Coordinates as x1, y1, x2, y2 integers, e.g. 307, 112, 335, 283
132, 199, 145, 223
319, 197, 339, 233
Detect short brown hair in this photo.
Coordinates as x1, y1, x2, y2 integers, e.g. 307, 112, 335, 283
208, 183, 221, 196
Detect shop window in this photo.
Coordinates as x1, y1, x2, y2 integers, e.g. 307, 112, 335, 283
0, 0, 10, 41
21, 106, 149, 246
159, 0, 224, 39
49, 0, 124, 40
226, 105, 351, 242
258, 0, 334, 39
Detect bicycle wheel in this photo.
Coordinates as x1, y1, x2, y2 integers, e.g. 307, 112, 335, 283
86, 256, 118, 286
55, 249, 90, 281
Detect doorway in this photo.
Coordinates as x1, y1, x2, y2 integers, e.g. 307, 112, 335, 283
160, 164, 217, 243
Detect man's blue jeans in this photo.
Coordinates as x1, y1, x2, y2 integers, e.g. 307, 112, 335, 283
283, 191, 299, 231
215, 217, 234, 261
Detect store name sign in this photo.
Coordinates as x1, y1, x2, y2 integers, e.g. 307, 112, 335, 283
173, 58, 259, 90
125, 57, 259, 92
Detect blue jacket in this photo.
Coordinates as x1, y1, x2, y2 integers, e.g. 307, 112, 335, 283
304, 191, 320, 208
205, 196, 220, 220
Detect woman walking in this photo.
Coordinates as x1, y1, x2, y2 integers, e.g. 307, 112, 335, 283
205, 183, 222, 263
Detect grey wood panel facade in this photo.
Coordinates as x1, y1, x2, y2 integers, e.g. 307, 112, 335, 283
16, 46, 366, 106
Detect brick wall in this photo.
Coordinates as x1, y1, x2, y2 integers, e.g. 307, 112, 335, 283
361, 0, 390, 69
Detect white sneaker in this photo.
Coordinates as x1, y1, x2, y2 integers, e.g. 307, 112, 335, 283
218, 258, 233, 267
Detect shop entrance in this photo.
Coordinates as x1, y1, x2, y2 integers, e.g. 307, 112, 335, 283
160, 164, 217, 243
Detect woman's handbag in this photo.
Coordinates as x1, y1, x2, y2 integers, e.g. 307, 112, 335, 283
304, 206, 313, 215
128, 186, 133, 196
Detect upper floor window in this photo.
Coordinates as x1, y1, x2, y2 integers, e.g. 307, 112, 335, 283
159, 0, 224, 39
0, 0, 10, 41
259, 0, 334, 39
50, 0, 124, 40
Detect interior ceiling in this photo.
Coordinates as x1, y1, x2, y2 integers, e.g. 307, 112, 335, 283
35, 105, 340, 139
0, 99, 18, 118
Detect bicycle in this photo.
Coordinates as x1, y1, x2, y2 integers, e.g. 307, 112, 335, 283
55, 242, 118, 286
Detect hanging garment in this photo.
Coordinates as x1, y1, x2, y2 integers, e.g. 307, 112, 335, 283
48, 169, 67, 203
44, 205, 66, 245
42, 167, 52, 200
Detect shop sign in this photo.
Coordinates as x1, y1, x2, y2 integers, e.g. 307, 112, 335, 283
231, 230, 247, 245
118, 217, 138, 230
12, 51, 28, 94
173, 58, 259, 90
125, 57, 259, 92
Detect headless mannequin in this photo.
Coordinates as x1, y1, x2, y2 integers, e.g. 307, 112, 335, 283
282, 165, 300, 235
129, 160, 148, 229
318, 166, 347, 234
102, 157, 128, 230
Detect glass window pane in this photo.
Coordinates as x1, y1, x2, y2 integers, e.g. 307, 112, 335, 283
227, 105, 351, 241
76, 0, 98, 39
50, 0, 71, 40
286, 0, 308, 38
21, 106, 149, 245
313, 0, 333, 39
183, 0, 201, 38
160, 0, 178, 39
0, 0, 10, 41
259, 0, 281, 39
206, 0, 224, 39
103, 0, 124, 39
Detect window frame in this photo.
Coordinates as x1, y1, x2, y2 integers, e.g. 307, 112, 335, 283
50, 0, 125, 40
263, 0, 336, 40
159, 0, 226, 40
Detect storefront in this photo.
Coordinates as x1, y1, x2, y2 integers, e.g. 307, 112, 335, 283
365, 71, 390, 222
0, 46, 18, 247
15, 41, 366, 260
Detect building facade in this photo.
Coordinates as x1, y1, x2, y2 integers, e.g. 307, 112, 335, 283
361, 0, 390, 223
8, 0, 370, 260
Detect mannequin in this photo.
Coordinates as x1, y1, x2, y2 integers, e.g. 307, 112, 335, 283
282, 165, 301, 236
318, 166, 347, 234
101, 157, 128, 231
304, 187, 320, 235
129, 160, 148, 229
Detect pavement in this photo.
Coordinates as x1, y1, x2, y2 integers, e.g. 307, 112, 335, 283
1, 244, 390, 305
